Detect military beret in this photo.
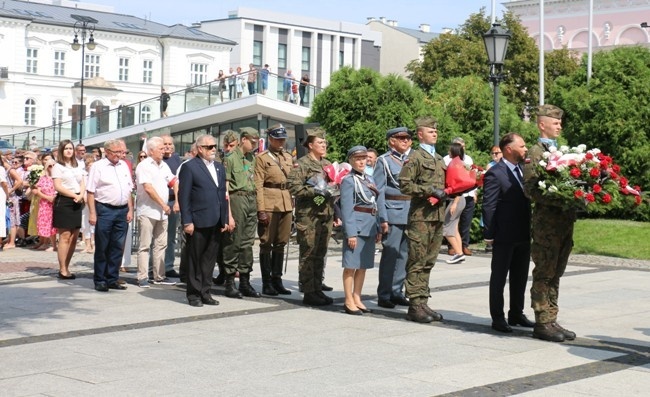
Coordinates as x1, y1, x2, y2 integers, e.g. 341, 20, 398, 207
415, 116, 438, 129
347, 145, 367, 159
222, 130, 239, 144
239, 126, 259, 140
386, 126, 411, 139
536, 104, 564, 120
267, 123, 288, 139
303, 127, 326, 147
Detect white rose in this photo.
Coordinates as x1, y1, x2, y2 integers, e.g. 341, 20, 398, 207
577, 144, 587, 153
542, 152, 551, 159
539, 160, 547, 167
548, 185, 558, 193
538, 181, 547, 189
556, 164, 566, 172
560, 145, 570, 153
549, 146, 558, 153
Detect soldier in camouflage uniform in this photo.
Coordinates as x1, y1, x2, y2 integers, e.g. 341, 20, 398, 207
213, 130, 239, 286
222, 127, 261, 299
254, 124, 294, 296
398, 117, 447, 323
523, 104, 577, 343
287, 127, 338, 306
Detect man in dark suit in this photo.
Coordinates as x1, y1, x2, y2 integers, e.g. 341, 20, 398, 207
178, 135, 230, 307
482, 133, 535, 333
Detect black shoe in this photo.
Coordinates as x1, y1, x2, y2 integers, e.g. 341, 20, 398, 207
316, 290, 333, 305
533, 323, 565, 342
224, 276, 243, 299
165, 269, 181, 278
420, 303, 443, 321
358, 307, 372, 314
390, 295, 410, 306
344, 305, 363, 315
271, 278, 292, 295
303, 292, 328, 306
491, 319, 513, 333
262, 283, 279, 296
377, 299, 396, 309
321, 283, 333, 291
94, 283, 109, 292
188, 299, 204, 307
508, 314, 535, 328
58, 272, 76, 280
213, 273, 225, 286
108, 283, 127, 290
201, 297, 219, 306
552, 322, 576, 341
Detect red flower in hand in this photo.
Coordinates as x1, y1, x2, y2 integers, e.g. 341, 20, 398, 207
609, 171, 619, 180
612, 164, 621, 173
569, 168, 582, 178
589, 167, 600, 178
574, 190, 584, 199
592, 184, 602, 194
585, 193, 596, 203
602, 193, 612, 204
428, 196, 439, 206
585, 152, 594, 160
619, 177, 628, 188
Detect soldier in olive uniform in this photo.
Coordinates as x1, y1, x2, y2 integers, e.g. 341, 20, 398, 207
398, 117, 447, 323
222, 127, 261, 298
213, 130, 239, 286
523, 105, 577, 343
254, 124, 294, 296
287, 127, 338, 306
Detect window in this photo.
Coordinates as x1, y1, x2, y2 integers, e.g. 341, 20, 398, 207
339, 50, 344, 68
84, 54, 101, 78
278, 44, 287, 69
302, 47, 311, 71
26, 48, 38, 74
53, 100, 64, 124
24, 99, 36, 126
143, 59, 153, 83
141, 105, 152, 123
118, 57, 129, 81
190, 63, 207, 85
54, 51, 65, 76
253, 41, 263, 66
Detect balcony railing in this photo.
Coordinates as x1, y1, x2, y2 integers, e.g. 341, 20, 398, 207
2, 71, 321, 149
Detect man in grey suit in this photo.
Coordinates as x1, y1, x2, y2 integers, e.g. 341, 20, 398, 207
178, 135, 231, 307
375, 127, 413, 308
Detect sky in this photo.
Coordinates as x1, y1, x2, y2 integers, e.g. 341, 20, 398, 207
95, 0, 507, 32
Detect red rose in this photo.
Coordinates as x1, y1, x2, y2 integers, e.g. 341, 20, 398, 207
612, 164, 621, 173
589, 168, 600, 178
569, 168, 582, 178
585, 193, 595, 203
585, 152, 594, 160
597, 152, 605, 160
592, 184, 602, 193
636, 195, 642, 205
574, 190, 584, 198
610, 172, 619, 180
634, 185, 642, 192
619, 177, 628, 188
602, 193, 612, 204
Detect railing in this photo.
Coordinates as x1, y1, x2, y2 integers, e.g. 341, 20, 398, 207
3, 71, 321, 149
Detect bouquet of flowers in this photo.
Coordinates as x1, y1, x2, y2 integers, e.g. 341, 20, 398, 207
26, 164, 44, 187
470, 164, 486, 187
307, 162, 351, 205
428, 157, 478, 206
533, 144, 643, 214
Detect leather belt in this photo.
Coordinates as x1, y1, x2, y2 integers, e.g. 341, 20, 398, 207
354, 206, 377, 215
385, 194, 410, 201
263, 182, 288, 190
230, 190, 255, 196
97, 201, 128, 209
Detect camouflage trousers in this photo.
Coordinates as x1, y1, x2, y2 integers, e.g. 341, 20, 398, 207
404, 220, 444, 305
295, 214, 333, 294
222, 194, 257, 275
530, 221, 574, 324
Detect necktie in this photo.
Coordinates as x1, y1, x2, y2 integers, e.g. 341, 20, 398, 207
515, 165, 524, 186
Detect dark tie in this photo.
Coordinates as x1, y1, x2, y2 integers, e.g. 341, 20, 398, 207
515, 165, 524, 185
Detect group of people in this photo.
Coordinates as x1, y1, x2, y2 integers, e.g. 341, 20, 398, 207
1, 104, 576, 343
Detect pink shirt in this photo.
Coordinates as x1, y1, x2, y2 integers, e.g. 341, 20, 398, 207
86, 158, 133, 206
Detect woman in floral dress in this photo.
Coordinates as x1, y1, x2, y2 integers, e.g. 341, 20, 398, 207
35, 159, 57, 251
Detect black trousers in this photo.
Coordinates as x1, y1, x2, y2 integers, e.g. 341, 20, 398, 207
489, 240, 531, 321
458, 196, 475, 248
186, 225, 221, 302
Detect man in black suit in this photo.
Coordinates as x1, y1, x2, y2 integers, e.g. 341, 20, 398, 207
178, 135, 230, 307
482, 133, 535, 333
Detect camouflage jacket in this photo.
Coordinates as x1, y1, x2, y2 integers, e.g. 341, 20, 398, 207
398, 147, 446, 222
287, 154, 334, 218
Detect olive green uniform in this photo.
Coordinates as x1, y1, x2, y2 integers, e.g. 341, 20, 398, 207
223, 146, 257, 275
523, 141, 577, 324
287, 154, 334, 294
398, 147, 446, 306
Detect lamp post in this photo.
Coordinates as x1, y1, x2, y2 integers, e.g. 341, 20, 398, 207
483, 23, 511, 146
71, 14, 98, 143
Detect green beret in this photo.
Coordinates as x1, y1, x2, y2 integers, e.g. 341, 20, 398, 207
415, 116, 438, 129
239, 126, 259, 140
303, 127, 326, 147
536, 104, 564, 120
222, 130, 239, 144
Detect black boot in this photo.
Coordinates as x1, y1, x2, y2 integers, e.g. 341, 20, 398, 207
303, 292, 328, 306
271, 252, 291, 295
238, 272, 261, 298
260, 253, 278, 296
213, 263, 226, 286
224, 274, 242, 299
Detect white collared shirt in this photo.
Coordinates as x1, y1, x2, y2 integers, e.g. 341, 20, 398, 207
86, 158, 133, 206
136, 157, 175, 220
202, 158, 219, 187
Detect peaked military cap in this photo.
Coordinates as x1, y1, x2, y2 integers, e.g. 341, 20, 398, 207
386, 126, 411, 139
347, 145, 367, 159
536, 104, 564, 120
267, 123, 288, 139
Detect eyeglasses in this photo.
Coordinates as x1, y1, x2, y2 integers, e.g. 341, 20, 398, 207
200, 144, 217, 150
107, 149, 125, 154
393, 135, 412, 141
139, 155, 147, 159
491, 151, 502, 155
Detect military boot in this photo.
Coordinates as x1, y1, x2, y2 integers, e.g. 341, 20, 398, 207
260, 253, 278, 296
552, 322, 576, 341
213, 263, 226, 286
224, 274, 243, 299
303, 292, 328, 306
316, 290, 333, 305
420, 303, 443, 321
238, 272, 262, 298
532, 323, 565, 342
271, 252, 291, 295
406, 304, 435, 323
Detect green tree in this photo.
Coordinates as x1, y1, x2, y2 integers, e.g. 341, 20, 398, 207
307, 67, 428, 162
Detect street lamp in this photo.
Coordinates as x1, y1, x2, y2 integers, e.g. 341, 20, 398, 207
483, 23, 511, 146
71, 14, 98, 143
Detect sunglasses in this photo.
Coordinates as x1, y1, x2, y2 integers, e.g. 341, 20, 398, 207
139, 155, 147, 159
393, 135, 411, 141
491, 152, 502, 155
201, 144, 217, 150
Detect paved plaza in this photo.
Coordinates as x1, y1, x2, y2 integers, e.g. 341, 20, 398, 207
1, 241, 649, 396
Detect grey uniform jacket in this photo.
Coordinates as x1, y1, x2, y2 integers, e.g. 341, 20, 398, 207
340, 172, 383, 238
375, 151, 411, 225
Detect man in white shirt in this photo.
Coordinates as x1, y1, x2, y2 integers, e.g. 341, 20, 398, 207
135, 136, 177, 287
